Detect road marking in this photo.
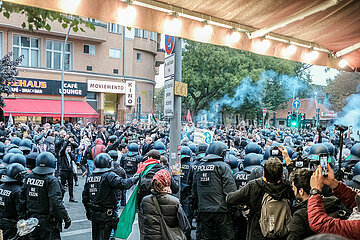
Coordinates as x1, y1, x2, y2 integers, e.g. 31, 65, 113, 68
61, 228, 92, 237
72, 219, 89, 223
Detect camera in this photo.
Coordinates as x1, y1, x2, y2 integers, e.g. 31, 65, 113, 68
293, 146, 310, 169
270, 146, 282, 157
335, 124, 348, 132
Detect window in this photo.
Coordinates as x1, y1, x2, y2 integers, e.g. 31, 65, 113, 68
150, 32, 157, 41
113, 69, 119, 74
83, 44, 96, 55
46, 40, 72, 70
137, 52, 142, 62
13, 35, 40, 67
279, 120, 285, 125
86, 92, 98, 111
86, 66, 92, 71
134, 28, 141, 38
109, 48, 121, 59
108, 23, 122, 34
142, 30, 148, 39
0, 32, 3, 57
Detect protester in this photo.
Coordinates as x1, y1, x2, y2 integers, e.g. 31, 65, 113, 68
139, 169, 190, 240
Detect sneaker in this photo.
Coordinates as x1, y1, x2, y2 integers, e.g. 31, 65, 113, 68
69, 198, 78, 203
75, 181, 79, 186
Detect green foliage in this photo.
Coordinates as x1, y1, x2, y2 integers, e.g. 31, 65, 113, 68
325, 72, 360, 112
0, 2, 95, 32
182, 40, 312, 120
0, 52, 23, 108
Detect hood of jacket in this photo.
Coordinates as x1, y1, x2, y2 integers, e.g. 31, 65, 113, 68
95, 138, 104, 145
257, 178, 293, 200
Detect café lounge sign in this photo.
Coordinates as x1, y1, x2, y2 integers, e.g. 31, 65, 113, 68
11, 78, 87, 96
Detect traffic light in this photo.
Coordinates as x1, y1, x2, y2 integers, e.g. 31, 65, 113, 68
290, 113, 299, 128
286, 112, 291, 127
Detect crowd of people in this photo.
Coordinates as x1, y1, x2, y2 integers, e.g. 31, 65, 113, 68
0, 120, 360, 240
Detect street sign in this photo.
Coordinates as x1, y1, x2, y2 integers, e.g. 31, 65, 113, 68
165, 35, 175, 55
164, 78, 174, 118
262, 108, 267, 114
174, 81, 188, 97
164, 54, 175, 78
293, 100, 301, 109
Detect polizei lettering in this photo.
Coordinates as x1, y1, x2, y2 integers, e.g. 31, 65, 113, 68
26, 178, 45, 187
87, 176, 102, 183
197, 165, 215, 171
0, 188, 11, 197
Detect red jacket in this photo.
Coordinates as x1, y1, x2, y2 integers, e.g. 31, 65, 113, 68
91, 138, 106, 160
308, 182, 360, 240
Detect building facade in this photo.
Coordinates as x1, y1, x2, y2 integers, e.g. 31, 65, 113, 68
0, 13, 164, 124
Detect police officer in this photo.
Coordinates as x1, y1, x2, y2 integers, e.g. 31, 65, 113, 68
192, 141, 237, 240
225, 154, 239, 175
120, 143, 142, 206
0, 163, 27, 239
120, 143, 143, 177
20, 152, 71, 240
344, 143, 360, 180
191, 143, 207, 240
153, 140, 167, 155
82, 153, 139, 240
180, 146, 193, 239
233, 153, 261, 189
344, 161, 360, 194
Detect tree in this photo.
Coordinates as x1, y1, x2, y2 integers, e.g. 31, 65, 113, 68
0, 53, 23, 107
154, 87, 164, 113
181, 40, 311, 121
325, 72, 360, 112
0, 2, 95, 32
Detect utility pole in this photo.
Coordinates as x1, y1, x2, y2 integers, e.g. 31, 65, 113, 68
61, 26, 71, 126
169, 37, 182, 166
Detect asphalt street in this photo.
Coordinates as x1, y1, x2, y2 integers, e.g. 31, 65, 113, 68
60, 176, 140, 240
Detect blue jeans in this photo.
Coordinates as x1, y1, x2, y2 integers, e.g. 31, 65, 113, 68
87, 160, 95, 174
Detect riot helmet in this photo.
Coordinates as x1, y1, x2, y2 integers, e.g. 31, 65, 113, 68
33, 152, 56, 175
197, 143, 208, 154
225, 154, 239, 169
352, 161, 360, 182
93, 153, 112, 173
108, 135, 117, 144
26, 152, 38, 170
10, 137, 21, 146
153, 141, 166, 155
108, 150, 119, 161
19, 139, 33, 152
180, 146, 192, 160
243, 153, 261, 172
245, 142, 262, 154
204, 141, 228, 161
128, 143, 139, 156
2, 163, 27, 182
348, 143, 360, 162
308, 144, 330, 161
3, 153, 15, 165
9, 154, 26, 167
187, 142, 196, 154
8, 148, 23, 155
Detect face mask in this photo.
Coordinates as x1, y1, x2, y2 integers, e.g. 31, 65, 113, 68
356, 194, 360, 209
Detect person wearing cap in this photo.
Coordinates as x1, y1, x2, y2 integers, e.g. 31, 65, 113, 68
0, 163, 27, 239
20, 152, 71, 239
139, 169, 190, 240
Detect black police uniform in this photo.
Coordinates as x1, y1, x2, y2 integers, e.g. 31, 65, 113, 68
233, 169, 251, 189
180, 156, 194, 239
0, 181, 22, 239
344, 179, 360, 194
82, 167, 137, 240
120, 152, 143, 177
20, 172, 70, 240
192, 154, 237, 240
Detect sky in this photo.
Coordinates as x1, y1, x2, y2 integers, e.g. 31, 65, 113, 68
155, 35, 340, 88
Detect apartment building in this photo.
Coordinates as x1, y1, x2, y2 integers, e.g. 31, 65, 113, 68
0, 13, 164, 124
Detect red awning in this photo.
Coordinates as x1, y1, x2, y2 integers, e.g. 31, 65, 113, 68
2, 99, 99, 118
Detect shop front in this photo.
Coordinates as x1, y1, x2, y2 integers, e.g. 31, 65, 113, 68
2, 77, 98, 123
87, 79, 135, 124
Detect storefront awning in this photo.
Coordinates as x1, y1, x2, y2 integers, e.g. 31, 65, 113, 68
2, 99, 99, 118
5, 0, 360, 71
